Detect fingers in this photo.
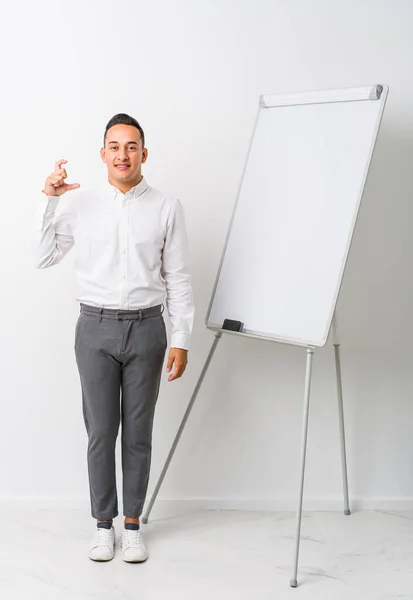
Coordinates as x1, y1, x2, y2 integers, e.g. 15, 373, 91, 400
54, 166, 67, 181
44, 159, 79, 196
49, 160, 77, 189
48, 175, 66, 188
168, 364, 187, 382
167, 358, 188, 382
47, 175, 64, 187
55, 159, 67, 172
166, 348, 189, 382
166, 354, 174, 373
48, 177, 77, 190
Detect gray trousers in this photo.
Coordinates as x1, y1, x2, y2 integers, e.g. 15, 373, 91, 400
74, 302, 167, 520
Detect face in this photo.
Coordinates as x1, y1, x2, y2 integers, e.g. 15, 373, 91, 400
100, 124, 148, 190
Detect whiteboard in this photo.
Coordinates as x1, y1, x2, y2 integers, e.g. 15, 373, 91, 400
206, 85, 388, 347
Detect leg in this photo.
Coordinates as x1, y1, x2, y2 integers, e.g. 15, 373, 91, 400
120, 313, 168, 520
74, 313, 122, 520
290, 346, 314, 588
142, 332, 222, 524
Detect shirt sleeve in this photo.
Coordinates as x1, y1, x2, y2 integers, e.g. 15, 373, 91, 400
161, 199, 195, 350
32, 192, 77, 268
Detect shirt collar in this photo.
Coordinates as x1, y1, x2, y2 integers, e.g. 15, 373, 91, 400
107, 176, 148, 199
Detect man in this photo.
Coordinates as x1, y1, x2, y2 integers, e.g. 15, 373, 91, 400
33, 113, 195, 563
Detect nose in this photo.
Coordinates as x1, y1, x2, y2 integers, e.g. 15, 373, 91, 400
117, 148, 129, 161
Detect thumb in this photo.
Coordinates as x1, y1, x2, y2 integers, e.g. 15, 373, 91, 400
65, 183, 80, 191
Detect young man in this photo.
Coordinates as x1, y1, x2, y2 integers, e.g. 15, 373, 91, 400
33, 114, 195, 562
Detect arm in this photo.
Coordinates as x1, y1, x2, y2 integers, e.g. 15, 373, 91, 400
161, 199, 195, 379
33, 159, 80, 269
32, 192, 76, 269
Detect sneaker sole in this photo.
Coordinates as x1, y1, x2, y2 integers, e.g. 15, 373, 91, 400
89, 546, 115, 561
89, 553, 115, 562
122, 554, 148, 563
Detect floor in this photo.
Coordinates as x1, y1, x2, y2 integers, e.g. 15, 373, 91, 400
1, 509, 412, 599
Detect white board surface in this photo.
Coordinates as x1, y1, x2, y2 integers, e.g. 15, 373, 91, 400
206, 85, 388, 347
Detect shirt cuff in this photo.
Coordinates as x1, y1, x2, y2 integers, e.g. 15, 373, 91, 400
170, 332, 191, 350
40, 193, 60, 214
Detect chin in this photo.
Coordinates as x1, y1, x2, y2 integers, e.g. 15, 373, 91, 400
112, 171, 131, 179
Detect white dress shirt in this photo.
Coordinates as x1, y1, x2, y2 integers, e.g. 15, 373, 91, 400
33, 176, 194, 350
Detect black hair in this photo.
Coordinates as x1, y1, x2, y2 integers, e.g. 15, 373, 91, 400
103, 113, 145, 147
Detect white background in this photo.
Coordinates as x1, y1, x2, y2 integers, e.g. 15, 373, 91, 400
1, 0, 412, 514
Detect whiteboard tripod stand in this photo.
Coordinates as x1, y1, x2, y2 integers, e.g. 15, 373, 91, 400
142, 312, 350, 588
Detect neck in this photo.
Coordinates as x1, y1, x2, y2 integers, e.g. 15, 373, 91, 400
108, 174, 143, 194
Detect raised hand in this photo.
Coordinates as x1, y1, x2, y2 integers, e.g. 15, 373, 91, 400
42, 159, 80, 196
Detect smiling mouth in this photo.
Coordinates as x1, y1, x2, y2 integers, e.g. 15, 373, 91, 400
116, 165, 130, 170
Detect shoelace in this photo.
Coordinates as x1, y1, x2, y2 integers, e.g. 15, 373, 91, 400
123, 529, 143, 550
95, 528, 113, 548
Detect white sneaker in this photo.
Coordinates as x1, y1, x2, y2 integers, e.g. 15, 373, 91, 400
89, 524, 115, 561
122, 526, 148, 562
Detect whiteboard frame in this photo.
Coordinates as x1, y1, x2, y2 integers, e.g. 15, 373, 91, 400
205, 84, 389, 347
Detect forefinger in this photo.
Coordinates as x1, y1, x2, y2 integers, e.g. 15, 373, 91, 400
55, 159, 67, 172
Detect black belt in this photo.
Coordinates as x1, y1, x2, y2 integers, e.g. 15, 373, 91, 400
79, 302, 164, 321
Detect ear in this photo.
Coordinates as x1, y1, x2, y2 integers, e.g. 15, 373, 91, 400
100, 147, 106, 162
141, 148, 148, 164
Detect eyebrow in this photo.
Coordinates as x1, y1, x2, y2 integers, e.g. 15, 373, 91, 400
108, 140, 139, 145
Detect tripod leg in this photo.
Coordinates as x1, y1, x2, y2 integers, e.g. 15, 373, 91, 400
334, 343, 350, 515
290, 346, 314, 588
